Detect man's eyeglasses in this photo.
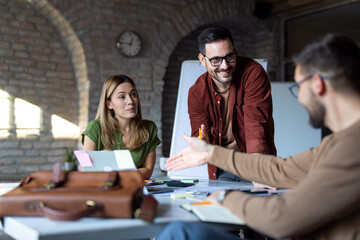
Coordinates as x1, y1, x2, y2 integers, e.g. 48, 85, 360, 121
202, 50, 237, 67
288, 74, 328, 98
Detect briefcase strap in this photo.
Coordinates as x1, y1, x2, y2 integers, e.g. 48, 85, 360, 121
103, 171, 120, 189
25, 200, 102, 221
134, 195, 158, 222
46, 162, 63, 189
25, 196, 158, 222
46, 163, 120, 190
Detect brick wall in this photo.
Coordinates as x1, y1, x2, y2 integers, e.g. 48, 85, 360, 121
0, 0, 79, 180
0, 0, 281, 180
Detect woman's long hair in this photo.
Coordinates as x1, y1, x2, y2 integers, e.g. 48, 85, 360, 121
95, 75, 149, 150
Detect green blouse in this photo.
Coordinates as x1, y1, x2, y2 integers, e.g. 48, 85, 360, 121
82, 119, 161, 168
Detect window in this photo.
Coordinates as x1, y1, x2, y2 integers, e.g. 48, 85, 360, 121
0, 89, 79, 139
0, 90, 10, 138
284, 2, 360, 82
14, 98, 41, 137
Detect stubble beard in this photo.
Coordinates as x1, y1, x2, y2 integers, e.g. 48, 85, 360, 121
307, 91, 326, 129
214, 67, 234, 85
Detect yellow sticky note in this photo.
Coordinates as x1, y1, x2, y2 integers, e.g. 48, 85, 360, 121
170, 193, 194, 199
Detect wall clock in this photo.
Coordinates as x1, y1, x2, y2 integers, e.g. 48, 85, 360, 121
116, 31, 142, 57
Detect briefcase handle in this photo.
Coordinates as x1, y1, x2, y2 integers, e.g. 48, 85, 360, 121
25, 200, 102, 221
46, 163, 120, 189
25, 196, 158, 222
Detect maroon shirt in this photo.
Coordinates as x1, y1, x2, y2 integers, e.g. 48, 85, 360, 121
188, 56, 276, 179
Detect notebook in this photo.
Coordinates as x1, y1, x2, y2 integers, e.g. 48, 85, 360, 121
180, 203, 245, 225
74, 150, 136, 172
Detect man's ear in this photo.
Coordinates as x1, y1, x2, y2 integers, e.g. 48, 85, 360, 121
312, 74, 326, 96
198, 53, 206, 67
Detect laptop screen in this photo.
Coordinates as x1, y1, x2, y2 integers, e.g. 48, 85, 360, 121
74, 150, 136, 172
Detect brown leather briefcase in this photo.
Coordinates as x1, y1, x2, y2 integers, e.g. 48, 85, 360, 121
0, 163, 158, 222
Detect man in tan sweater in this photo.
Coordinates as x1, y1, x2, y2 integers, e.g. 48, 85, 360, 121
160, 34, 360, 239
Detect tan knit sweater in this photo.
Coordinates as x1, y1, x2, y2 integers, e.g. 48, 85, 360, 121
210, 120, 360, 239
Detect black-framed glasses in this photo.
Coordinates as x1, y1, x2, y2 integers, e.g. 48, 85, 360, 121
202, 49, 237, 67
288, 74, 328, 98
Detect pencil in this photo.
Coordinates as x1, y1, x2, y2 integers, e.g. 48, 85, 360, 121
192, 201, 212, 205
199, 128, 201, 140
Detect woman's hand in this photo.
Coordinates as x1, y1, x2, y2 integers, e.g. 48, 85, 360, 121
165, 134, 214, 171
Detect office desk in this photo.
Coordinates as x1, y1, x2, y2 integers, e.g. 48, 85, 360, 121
1, 180, 255, 240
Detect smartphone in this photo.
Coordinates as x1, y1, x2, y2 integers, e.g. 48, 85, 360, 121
166, 181, 194, 187
242, 189, 268, 195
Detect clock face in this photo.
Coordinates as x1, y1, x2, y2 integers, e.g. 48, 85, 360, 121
116, 31, 141, 57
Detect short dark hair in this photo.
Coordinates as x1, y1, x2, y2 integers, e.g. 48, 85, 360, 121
293, 33, 360, 95
197, 26, 235, 54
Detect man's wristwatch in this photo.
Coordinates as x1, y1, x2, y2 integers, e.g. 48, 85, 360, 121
217, 190, 230, 204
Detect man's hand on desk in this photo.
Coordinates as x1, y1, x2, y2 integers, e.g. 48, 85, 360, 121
204, 190, 222, 206
252, 182, 276, 190
165, 134, 214, 171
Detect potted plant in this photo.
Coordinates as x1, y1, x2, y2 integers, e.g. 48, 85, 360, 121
63, 148, 77, 171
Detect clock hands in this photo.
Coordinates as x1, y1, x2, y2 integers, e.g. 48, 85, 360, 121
120, 36, 134, 44
117, 31, 141, 56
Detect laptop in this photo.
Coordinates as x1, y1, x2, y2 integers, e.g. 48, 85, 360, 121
74, 150, 136, 172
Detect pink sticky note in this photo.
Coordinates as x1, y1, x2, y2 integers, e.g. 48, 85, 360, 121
74, 150, 93, 167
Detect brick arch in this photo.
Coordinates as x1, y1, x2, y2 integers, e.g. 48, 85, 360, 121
153, 0, 275, 74
24, 0, 89, 133
154, 0, 274, 69
157, 0, 277, 156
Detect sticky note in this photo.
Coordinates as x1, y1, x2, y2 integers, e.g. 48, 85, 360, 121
74, 150, 93, 167
170, 193, 194, 199
180, 179, 199, 183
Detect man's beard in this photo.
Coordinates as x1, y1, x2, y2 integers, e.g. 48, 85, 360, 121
214, 68, 234, 84
307, 91, 325, 129
215, 76, 232, 84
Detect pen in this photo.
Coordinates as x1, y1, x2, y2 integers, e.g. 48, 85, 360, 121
199, 128, 201, 140
192, 201, 212, 205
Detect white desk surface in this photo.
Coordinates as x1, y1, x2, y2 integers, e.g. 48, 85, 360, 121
1, 180, 255, 240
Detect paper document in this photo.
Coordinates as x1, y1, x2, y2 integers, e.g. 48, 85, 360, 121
181, 203, 245, 225
74, 150, 136, 172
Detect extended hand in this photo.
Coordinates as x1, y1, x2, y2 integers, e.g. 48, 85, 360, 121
165, 134, 213, 171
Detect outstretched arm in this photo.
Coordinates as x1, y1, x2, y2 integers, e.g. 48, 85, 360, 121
165, 134, 214, 171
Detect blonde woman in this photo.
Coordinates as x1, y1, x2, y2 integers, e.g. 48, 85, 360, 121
82, 75, 161, 179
